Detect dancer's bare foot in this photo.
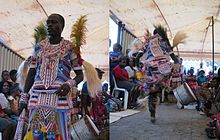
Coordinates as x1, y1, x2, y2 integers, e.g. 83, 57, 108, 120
151, 116, 156, 123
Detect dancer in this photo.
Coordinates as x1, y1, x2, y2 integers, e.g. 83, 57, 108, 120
129, 26, 186, 122
15, 14, 101, 140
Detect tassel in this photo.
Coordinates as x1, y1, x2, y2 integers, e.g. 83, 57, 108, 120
172, 31, 187, 48
16, 60, 29, 91
55, 135, 62, 140
40, 126, 47, 134
23, 131, 33, 140
82, 60, 102, 98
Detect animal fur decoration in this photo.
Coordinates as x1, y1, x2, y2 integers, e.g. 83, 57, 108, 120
16, 61, 29, 92
128, 38, 144, 57
172, 31, 187, 48
70, 15, 87, 55
136, 96, 148, 109
82, 61, 102, 98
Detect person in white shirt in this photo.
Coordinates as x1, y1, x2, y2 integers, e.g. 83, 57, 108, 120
125, 57, 145, 107
0, 81, 18, 117
205, 62, 212, 76
0, 81, 11, 110
125, 57, 136, 80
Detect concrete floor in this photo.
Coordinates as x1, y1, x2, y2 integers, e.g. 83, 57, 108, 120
110, 103, 213, 140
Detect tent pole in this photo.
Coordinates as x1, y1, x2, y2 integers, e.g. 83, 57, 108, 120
212, 16, 214, 76
117, 21, 122, 45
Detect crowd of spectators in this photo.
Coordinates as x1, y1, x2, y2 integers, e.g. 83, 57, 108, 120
0, 69, 20, 140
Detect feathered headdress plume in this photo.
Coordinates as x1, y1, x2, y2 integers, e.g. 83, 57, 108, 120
153, 25, 168, 40
172, 31, 187, 48
70, 15, 102, 98
70, 15, 87, 54
153, 24, 171, 46
33, 22, 47, 45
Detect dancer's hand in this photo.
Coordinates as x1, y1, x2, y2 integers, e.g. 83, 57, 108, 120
54, 83, 71, 96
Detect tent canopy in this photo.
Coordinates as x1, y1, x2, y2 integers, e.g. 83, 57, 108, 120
0, 0, 108, 68
110, 0, 220, 61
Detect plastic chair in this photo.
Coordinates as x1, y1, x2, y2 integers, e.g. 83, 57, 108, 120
112, 76, 129, 110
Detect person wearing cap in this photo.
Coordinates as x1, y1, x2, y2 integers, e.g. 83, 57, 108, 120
109, 43, 124, 95
81, 68, 104, 116
81, 68, 108, 130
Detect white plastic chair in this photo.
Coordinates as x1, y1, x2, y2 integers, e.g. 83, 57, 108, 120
112, 76, 129, 110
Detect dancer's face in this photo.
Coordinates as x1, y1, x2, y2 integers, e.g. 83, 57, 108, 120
46, 15, 63, 37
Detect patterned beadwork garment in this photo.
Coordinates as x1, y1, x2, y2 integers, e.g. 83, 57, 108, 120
144, 34, 172, 84
24, 38, 82, 140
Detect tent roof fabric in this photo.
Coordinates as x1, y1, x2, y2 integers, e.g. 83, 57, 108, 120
0, 0, 108, 67
1, 0, 220, 63
110, 0, 220, 61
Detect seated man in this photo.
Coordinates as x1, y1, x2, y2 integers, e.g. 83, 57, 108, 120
202, 68, 220, 116
197, 70, 212, 115
113, 56, 139, 108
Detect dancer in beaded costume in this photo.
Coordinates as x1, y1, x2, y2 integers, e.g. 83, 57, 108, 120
15, 14, 102, 140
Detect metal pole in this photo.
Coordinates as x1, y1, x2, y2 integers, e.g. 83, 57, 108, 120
117, 21, 122, 45
212, 16, 214, 76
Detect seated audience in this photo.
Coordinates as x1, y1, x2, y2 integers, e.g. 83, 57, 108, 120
0, 81, 19, 119
0, 104, 17, 140
113, 56, 139, 108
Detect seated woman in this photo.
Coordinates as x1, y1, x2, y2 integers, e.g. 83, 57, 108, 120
202, 68, 220, 116
0, 81, 19, 119
212, 68, 220, 87
0, 81, 17, 140
185, 68, 199, 110
125, 57, 145, 100
185, 68, 198, 91
197, 70, 211, 114
113, 56, 139, 108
